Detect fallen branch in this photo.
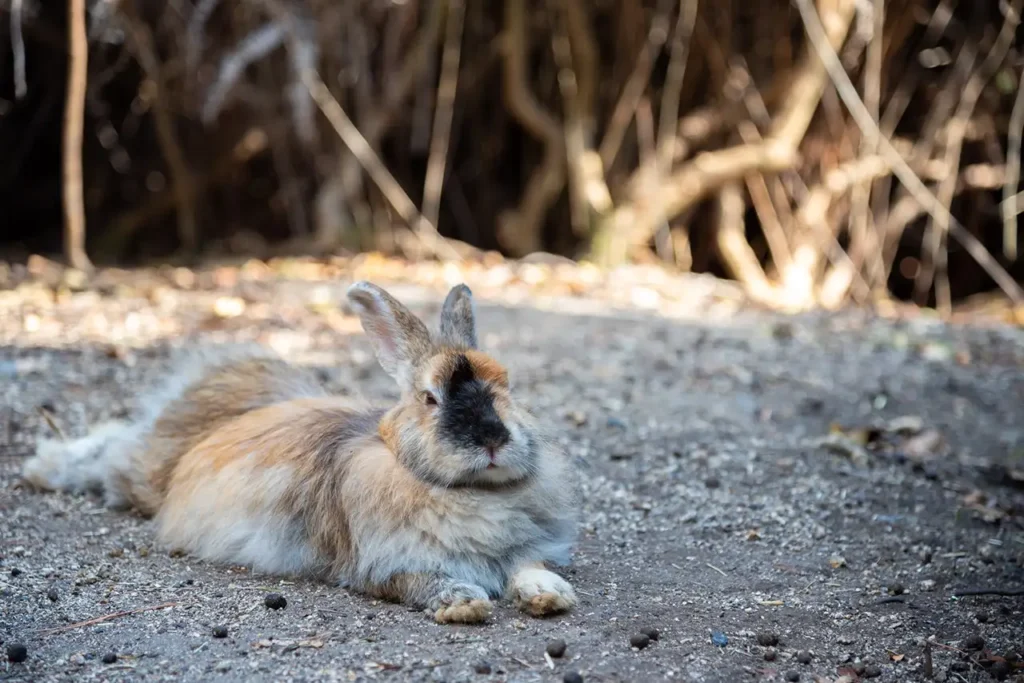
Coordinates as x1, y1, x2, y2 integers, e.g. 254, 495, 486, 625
952, 588, 1024, 598
38, 602, 179, 636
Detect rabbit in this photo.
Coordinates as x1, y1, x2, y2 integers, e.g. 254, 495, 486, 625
21, 281, 579, 623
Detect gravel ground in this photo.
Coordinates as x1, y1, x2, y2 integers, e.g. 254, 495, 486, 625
1, 259, 1023, 682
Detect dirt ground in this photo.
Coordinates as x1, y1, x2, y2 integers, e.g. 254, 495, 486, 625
1, 259, 1023, 683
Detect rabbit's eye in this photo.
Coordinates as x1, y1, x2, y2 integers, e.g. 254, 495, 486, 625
422, 391, 438, 407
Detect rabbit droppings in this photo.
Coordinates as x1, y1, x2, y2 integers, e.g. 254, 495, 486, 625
22, 281, 579, 623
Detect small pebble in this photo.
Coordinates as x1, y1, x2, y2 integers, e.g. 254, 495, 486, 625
9, 568, 22, 577
473, 660, 492, 675
785, 672, 800, 682
963, 635, 985, 651
756, 632, 779, 647
101, 652, 117, 664
639, 627, 660, 641
990, 660, 1011, 680
711, 631, 728, 647
863, 664, 882, 678
974, 611, 989, 623
6, 643, 27, 663
214, 660, 232, 673
887, 582, 905, 596
46, 587, 59, 602
629, 633, 650, 650
563, 672, 583, 683
763, 648, 776, 661
704, 477, 721, 489
546, 639, 567, 658
796, 650, 812, 665
212, 625, 228, 639
264, 593, 287, 610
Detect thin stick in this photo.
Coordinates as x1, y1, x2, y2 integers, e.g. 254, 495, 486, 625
598, 0, 675, 168
36, 407, 67, 442
11, 0, 26, 99
301, 70, 461, 262
62, 0, 92, 271
917, 0, 1021, 314
706, 562, 727, 577
419, 0, 465, 240
656, 0, 698, 170
38, 602, 179, 635
952, 588, 1024, 597
1003, 54, 1024, 261
792, 0, 1024, 304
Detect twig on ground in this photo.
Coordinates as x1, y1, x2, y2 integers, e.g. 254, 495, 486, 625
706, 562, 728, 577
952, 588, 1024, 597
37, 406, 67, 441
38, 602, 179, 635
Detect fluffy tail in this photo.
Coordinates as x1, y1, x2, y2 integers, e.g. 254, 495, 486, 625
21, 345, 327, 515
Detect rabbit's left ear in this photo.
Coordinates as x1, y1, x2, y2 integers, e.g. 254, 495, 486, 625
438, 284, 477, 349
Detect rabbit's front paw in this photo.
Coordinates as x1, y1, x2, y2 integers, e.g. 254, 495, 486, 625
509, 567, 577, 617
431, 582, 493, 624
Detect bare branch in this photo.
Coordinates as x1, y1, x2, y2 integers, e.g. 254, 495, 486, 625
1004, 42, 1024, 260
62, 0, 92, 271
302, 69, 462, 262
656, 0, 698, 170
792, 0, 1024, 304
11, 0, 26, 99
202, 23, 286, 125
122, 4, 198, 254
420, 0, 466, 235
498, 0, 566, 255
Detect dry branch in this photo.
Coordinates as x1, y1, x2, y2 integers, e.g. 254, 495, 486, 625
498, 0, 566, 256
62, 0, 92, 271
590, 0, 856, 269
313, 1, 446, 250
122, 5, 199, 255
302, 69, 461, 262
419, 0, 465, 239
792, 0, 1024, 305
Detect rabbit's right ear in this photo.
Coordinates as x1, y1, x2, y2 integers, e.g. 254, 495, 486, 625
346, 281, 433, 386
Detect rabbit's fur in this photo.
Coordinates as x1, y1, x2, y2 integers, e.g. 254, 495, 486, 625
22, 282, 579, 623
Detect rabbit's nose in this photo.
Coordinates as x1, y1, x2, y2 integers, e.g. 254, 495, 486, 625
478, 417, 511, 452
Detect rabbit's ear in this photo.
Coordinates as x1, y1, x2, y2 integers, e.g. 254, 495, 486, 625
438, 284, 477, 349
347, 281, 433, 386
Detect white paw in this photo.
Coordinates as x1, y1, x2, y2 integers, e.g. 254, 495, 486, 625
509, 568, 577, 617
21, 439, 68, 491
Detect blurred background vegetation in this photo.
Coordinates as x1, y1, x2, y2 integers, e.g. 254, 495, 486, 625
2, 0, 1024, 314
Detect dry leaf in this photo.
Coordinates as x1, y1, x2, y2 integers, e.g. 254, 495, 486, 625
829, 555, 848, 569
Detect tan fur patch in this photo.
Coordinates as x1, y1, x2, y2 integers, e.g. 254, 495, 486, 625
464, 350, 509, 387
